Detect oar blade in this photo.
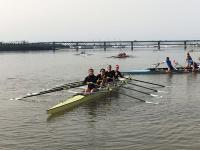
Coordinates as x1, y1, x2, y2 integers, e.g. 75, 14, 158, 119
150, 94, 163, 98
145, 101, 159, 104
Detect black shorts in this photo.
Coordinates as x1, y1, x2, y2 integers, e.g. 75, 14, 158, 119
169, 66, 174, 70
107, 78, 113, 82
88, 83, 96, 90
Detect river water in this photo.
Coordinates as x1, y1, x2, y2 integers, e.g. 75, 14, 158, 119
0, 48, 200, 150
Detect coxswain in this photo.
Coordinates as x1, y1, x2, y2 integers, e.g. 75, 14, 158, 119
83, 68, 97, 93
114, 64, 124, 79
105, 65, 115, 82
96, 68, 107, 87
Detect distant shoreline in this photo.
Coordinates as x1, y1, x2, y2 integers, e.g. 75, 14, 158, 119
0, 42, 54, 51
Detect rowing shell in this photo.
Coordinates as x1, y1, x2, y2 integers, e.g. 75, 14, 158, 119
47, 78, 130, 115
122, 67, 200, 75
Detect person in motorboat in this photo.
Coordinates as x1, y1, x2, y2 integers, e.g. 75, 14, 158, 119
83, 68, 97, 93
117, 52, 127, 58
105, 65, 115, 82
114, 64, 124, 79
80, 51, 85, 54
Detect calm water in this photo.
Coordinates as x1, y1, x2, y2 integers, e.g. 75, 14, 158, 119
0, 48, 200, 150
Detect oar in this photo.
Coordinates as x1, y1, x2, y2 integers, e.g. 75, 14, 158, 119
173, 60, 185, 69
117, 92, 146, 102
132, 79, 165, 87
10, 81, 84, 100
152, 61, 165, 68
117, 92, 159, 104
121, 86, 161, 98
127, 82, 158, 92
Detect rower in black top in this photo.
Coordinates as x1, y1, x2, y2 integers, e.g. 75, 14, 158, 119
105, 65, 115, 82
96, 68, 107, 86
192, 61, 199, 72
83, 68, 97, 93
114, 64, 124, 79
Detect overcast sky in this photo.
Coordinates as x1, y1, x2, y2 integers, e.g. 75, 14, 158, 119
0, 0, 200, 41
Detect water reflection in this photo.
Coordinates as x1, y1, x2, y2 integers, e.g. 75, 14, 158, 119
47, 92, 121, 121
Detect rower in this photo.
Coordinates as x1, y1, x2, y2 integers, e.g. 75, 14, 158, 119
83, 68, 97, 93
185, 52, 193, 68
96, 68, 107, 87
114, 64, 124, 79
192, 61, 199, 72
158, 57, 175, 72
105, 65, 115, 82
165, 57, 175, 72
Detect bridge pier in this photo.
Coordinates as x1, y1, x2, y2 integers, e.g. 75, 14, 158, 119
52, 42, 56, 50
104, 42, 106, 51
76, 42, 79, 51
158, 41, 160, 50
184, 41, 187, 50
131, 41, 133, 50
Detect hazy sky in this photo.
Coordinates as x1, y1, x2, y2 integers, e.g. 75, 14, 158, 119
0, 0, 200, 41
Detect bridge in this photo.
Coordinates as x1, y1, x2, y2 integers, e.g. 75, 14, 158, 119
49, 40, 200, 51
0, 40, 200, 51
